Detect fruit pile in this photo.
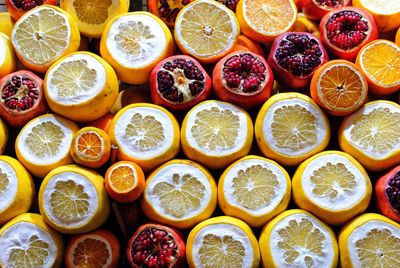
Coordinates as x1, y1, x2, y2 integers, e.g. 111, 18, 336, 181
0, 0, 399, 267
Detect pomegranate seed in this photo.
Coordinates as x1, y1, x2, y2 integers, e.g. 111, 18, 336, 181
386, 172, 400, 212
1, 75, 39, 111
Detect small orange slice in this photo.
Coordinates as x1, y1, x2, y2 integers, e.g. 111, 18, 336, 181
105, 161, 145, 203
311, 60, 368, 116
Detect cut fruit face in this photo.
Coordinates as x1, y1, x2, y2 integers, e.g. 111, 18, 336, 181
358, 0, 400, 14
73, 0, 112, 24
12, 7, 71, 66
75, 131, 104, 162
0, 160, 17, 213
108, 163, 137, 193
347, 220, 400, 267
70, 235, 112, 267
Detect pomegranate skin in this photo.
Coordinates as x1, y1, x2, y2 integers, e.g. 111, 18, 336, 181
320, 7, 378, 62
126, 223, 186, 268
302, 0, 351, 21
268, 32, 328, 90
5, 0, 58, 21
375, 166, 400, 223
0, 70, 47, 128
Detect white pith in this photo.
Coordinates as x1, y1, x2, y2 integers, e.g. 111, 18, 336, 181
145, 163, 212, 221
343, 102, 400, 159
222, 158, 288, 216
184, 102, 250, 156
66, 234, 113, 267
106, 14, 167, 68
359, 0, 400, 14
46, 53, 106, 105
192, 223, 254, 268
42, 171, 98, 228
261, 98, 328, 156
269, 213, 335, 267
347, 220, 400, 267
109, 163, 137, 193
16, 115, 74, 165
0, 222, 58, 267
74, 131, 105, 161
0, 160, 18, 213
0, 36, 6, 67
301, 153, 368, 210
113, 106, 175, 160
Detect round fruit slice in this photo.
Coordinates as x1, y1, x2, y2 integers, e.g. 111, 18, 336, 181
0, 12, 14, 38
292, 151, 372, 225
70, 127, 111, 169
311, 60, 368, 116
15, 114, 79, 178
339, 100, 400, 171
181, 100, 253, 170
140, 159, 217, 229
255, 93, 330, 166
356, 40, 400, 95
0, 33, 16, 78
38, 164, 110, 234
302, 0, 351, 21
0, 213, 64, 268
375, 165, 400, 223
0, 156, 34, 226
109, 103, 180, 172
11, 5, 80, 73
218, 155, 291, 228
60, 0, 129, 38
339, 213, 400, 268
0, 118, 8, 154
236, 0, 297, 43
259, 209, 338, 268
174, 0, 240, 63
186, 216, 260, 268
148, 0, 193, 28
44, 52, 119, 122
100, 11, 173, 85
105, 161, 145, 203
65, 229, 120, 268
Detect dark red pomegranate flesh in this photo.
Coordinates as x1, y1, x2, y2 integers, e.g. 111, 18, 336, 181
10, 0, 44, 11
302, 0, 350, 20
127, 223, 185, 268
376, 166, 400, 223
215, 0, 239, 11
156, 0, 192, 27
150, 55, 211, 111
320, 7, 378, 61
268, 32, 328, 89
0, 70, 47, 128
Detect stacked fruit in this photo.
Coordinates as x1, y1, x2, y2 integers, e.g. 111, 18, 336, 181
0, 0, 399, 267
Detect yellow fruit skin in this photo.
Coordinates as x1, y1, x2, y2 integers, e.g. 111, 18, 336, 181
259, 209, 339, 268
255, 92, 331, 166
396, 27, 400, 46
100, 11, 174, 84
44, 52, 119, 122
0, 156, 35, 226
0, 213, 64, 268
0, 118, 8, 155
293, 13, 320, 38
11, 5, 81, 73
15, 114, 80, 178
140, 159, 217, 229
39, 164, 110, 234
218, 155, 291, 228
187, 216, 260, 268
109, 103, 180, 172
338, 100, 400, 172
292, 151, 372, 225
0, 33, 16, 78
338, 213, 400, 268
181, 100, 253, 170
0, 12, 14, 38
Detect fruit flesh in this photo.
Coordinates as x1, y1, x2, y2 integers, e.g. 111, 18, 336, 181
1, 74, 39, 111
386, 171, 400, 213
10, 0, 44, 11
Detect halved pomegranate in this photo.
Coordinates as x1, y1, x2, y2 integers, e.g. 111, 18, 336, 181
302, 0, 351, 21
320, 7, 378, 61
127, 223, 185, 268
215, 0, 239, 11
148, 0, 193, 28
5, 0, 57, 20
375, 166, 400, 223
150, 55, 211, 111
0, 70, 47, 128
268, 32, 328, 89
213, 50, 274, 109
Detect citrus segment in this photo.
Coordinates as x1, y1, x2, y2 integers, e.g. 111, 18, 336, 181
174, 0, 240, 63
0, 33, 16, 78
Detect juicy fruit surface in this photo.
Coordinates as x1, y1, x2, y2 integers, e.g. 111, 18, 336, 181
72, 237, 111, 267
75, 131, 104, 161
73, 0, 111, 24
26, 121, 65, 158
315, 0, 345, 8
10, 0, 45, 12
108, 164, 136, 193
386, 172, 400, 212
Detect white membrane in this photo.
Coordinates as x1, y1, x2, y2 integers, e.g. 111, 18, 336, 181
42, 171, 98, 228
261, 98, 328, 156
223, 158, 288, 215
145, 163, 212, 220
0, 222, 58, 268
347, 220, 400, 267
343, 102, 400, 159
192, 223, 255, 268
46, 53, 106, 105
360, 0, 400, 14
269, 213, 335, 267
16, 115, 73, 165
106, 14, 167, 68
113, 106, 175, 160
0, 160, 18, 213
0, 36, 6, 67
301, 153, 368, 210
185, 102, 250, 156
